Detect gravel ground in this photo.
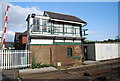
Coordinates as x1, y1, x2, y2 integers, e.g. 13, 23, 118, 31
18, 59, 120, 81
1, 58, 120, 81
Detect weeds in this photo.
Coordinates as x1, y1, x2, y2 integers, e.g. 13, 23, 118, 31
32, 56, 54, 69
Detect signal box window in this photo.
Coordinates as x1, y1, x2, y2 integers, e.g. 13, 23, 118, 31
67, 48, 72, 57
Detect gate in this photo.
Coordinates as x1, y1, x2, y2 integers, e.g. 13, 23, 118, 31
0, 50, 30, 69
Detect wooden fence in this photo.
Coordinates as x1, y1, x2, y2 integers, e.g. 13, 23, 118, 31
0, 50, 30, 69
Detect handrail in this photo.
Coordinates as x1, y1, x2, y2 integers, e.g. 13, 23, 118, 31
30, 24, 81, 36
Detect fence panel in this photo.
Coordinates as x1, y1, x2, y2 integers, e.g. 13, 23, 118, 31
0, 50, 30, 69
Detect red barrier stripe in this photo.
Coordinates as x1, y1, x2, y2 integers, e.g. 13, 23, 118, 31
5, 16, 8, 22
2, 38, 5, 47
4, 27, 6, 33
3, 39, 5, 44
6, 6, 10, 11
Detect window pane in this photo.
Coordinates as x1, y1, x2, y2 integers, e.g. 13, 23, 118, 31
32, 18, 40, 32
54, 22, 63, 33
64, 24, 73, 34
68, 25, 73, 33
74, 26, 80, 34
67, 48, 72, 57
42, 19, 48, 32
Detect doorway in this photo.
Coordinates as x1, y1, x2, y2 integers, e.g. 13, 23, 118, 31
83, 46, 88, 60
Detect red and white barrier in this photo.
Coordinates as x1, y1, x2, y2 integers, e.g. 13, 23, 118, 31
1, 6, 10, 49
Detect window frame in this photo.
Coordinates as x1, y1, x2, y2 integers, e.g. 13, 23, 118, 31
67, 48, 72, 57
32, 18, 40, 32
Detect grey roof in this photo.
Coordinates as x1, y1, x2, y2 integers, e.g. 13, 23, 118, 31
44, 11, 87, 24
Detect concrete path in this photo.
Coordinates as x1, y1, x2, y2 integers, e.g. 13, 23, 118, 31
19, 67, 58, 74
0, 67, 58, 81
83, 60, 98, 64
2, 69, 19, 81
1, 67, 58, 81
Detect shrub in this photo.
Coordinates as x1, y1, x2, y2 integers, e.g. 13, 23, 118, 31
31, 57, 54, 69
32, 57, 37, 69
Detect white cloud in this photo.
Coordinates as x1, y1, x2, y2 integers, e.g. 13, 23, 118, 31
0, 31, 2, 36
5, 31, 15, 42
0, 1, 43, 42
0, 31, 15, 42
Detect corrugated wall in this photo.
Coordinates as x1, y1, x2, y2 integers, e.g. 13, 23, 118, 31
86, 43, 119, 61
95, 43, 119, 61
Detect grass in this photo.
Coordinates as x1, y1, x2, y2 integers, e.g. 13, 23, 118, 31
56, 66, 69, 69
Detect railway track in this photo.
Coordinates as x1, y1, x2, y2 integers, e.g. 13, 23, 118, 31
20, 59, 120, 81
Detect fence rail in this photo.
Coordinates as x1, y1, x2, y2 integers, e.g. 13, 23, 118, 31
0, 50, 30, 69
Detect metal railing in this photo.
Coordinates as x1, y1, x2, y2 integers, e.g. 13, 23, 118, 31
0, 50, 30, 69
30, 25, 81, 36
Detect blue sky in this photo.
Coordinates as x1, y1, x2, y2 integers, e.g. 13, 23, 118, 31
0, 2, 118, 41
3, 0, 120, 2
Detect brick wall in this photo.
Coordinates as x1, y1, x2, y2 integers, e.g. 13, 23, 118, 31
30, 45, 83, 66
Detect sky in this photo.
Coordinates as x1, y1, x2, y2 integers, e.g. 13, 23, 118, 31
0, 1, 118, 42
2, 0, 120, 2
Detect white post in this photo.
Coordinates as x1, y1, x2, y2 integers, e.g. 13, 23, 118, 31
3, 50, 5, 69
28, 50, 30, 66
26, 50, 27, 67
7, 50, 10, 69
11, 51, 15, 68
9, 50, 11, 69
1, 50, 3, 69
5, 50, 7, 69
